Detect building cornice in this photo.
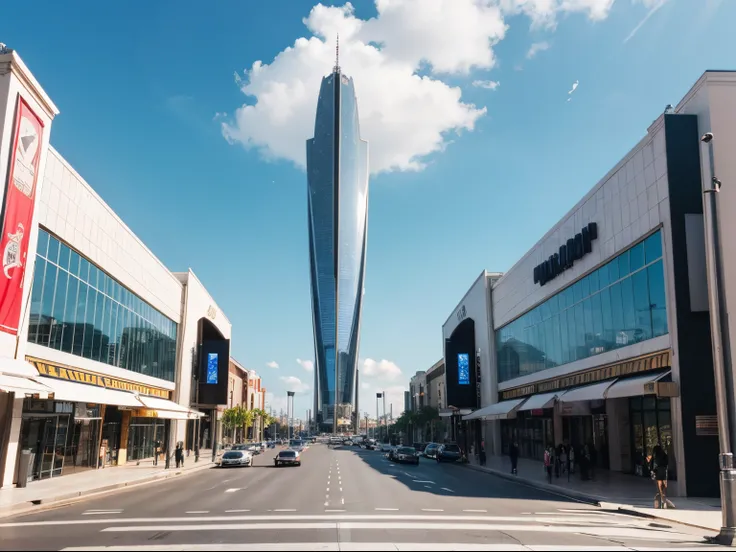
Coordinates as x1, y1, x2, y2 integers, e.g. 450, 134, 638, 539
0, 50, 59, 118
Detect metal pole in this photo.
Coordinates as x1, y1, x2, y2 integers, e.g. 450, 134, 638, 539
376, 393, 380, 441
701, 132, 736, 545
382, 391, 387, 443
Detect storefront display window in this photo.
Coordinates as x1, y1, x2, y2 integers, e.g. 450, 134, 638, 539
629, 396, 675, 480
497, 230, 668, 383
127, 418, 165, 462
501, 412, 553, 461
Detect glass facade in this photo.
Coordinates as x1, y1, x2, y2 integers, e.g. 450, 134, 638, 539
307, 69, 369, 425
28, 228, 178, 382
497, 230, 668, 383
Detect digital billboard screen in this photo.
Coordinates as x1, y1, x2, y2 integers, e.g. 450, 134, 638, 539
206, 352, 219, 384
458, 353, 470, 385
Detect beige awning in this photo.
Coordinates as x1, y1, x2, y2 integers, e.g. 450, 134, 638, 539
0, 357, 40, 378
137, 395, 205, 418
517, 392, 559, 411
559, 380, 617, 403
0, 373, 53, 395
39, 377, 142, 407
606, 371, 671, 399
463, 399, 526, 421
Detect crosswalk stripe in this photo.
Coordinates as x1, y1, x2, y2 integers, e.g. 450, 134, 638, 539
0, 514, 646, 528
99, 522, 696, 540
60, 545, 723, 552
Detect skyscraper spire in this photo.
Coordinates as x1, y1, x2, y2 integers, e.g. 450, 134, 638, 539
333, 33, 341, 74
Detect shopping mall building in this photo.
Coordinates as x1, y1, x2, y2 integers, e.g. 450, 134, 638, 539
0, 48, 234, 487
441, 70, 736, 497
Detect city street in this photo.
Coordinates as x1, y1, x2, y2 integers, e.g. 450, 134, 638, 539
0, 443, 721, 551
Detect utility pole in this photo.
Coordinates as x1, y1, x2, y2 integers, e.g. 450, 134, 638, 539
382, 391, 387, 443
376, 393, 382, 442
701, 132, 736, 545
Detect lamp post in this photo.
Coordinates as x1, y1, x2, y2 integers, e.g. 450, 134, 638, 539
376, 393, 382, 442
701, 132, 736, 545
287, 391, 295, 441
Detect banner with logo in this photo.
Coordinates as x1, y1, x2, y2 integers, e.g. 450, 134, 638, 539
0, 96, 44, 335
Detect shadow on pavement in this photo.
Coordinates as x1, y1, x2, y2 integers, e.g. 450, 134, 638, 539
330, 445, 584, 504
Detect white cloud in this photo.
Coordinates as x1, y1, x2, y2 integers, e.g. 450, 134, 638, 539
498, 0, 616, 29
526, 40, 550, 59
266, 360, 279, 369
472, 80, 500, 90
279, 375, 310, 393
624, 0, 669, 44
567, 79, 579, 101
296, 358, 314, 372
361, 381, 371, 390
361, 358, 402, 381
360, 385, 408, 420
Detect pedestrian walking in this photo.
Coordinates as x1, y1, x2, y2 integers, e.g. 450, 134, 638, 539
544, 447, 553, 483
650, 444, 673, 509
509, 441, 519, 475
175, 441, 184, 468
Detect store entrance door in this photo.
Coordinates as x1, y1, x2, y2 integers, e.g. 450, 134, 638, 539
20, 414, 71, 481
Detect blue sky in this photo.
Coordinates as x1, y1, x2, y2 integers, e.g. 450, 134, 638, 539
2, 0, 734, 419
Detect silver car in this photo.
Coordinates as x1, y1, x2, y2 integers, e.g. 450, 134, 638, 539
219, 450, 252, 467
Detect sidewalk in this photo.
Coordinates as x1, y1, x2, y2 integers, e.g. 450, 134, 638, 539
0, 449, 220, 518
466, 453, 721, 532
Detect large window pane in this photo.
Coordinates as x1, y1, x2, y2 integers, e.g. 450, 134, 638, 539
61, 276, 78, 353
58, 244, 70, 272
559, 310, 570, 364
83, 290, 97, 359
621, 277, 636, 342
47, 236, 60, 264
630, 242, 645, 272
645, 231, 663, 263
567, 307, 577, 362
37, 264, 57, 347
598, 263, 609, 289
610, 282, 624, 348
608, 257, 620, 283
600, 288, 613, 351
50, 270, 68, 350
648, 260, 668, 336
618, 250, 630, 278
36, 230, 49, 258
583, 297, 593, 354
28, 257, 46, 343
591, 292, 603, 349
69, 251, 81, 277
551, 314, 562, 367
575, 303, 585, 360
633, 269, 652, 342
73, 282, 88, 356
79, 257, 90, 283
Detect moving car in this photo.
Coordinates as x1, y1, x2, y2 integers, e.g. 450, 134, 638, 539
436, 443, 463, 463
395, 446, 420, 465
380, 442, 393, 453
219, 450, 253, 468
274, 449, 301, 467
423, 443, 440, 459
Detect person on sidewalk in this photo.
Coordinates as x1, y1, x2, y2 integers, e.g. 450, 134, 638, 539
509, 441, 519, 475
559, 445, 568, 479
153, 440, 160, 466
544, 447, 553, 483
175, 441, 184, 468
589, 442, 597, 481
650, 444, 673, 509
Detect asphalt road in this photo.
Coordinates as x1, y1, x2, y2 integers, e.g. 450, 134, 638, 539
0, 443, 722, 551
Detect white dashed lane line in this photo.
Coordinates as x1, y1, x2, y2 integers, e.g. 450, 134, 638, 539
422, 509, 443, 512
225, 510, 250, 513
375, 508, 399, 511
441, 487, 455, 493
464, 509, 487, 513
186, 511, 209, 514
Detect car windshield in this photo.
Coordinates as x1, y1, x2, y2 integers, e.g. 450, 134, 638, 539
279, 451, 296, 458
426, 444, 439, 450
398, 447, 416, 454
222, 451, 243, 459
443, 445, 461, 453
231, 445, 247, 450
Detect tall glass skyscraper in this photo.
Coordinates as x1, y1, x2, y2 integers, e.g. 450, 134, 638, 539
307, 56, 369, 432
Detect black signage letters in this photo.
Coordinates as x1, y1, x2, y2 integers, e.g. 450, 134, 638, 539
533, 222, 598, 286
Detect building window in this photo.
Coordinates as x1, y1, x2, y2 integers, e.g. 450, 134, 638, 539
497, 230, 667, 383
28, 228, 178, 382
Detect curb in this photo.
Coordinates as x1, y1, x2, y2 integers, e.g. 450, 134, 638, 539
612, 506, 720, 533
0, 461, 214, 520
463, 463, 601, 505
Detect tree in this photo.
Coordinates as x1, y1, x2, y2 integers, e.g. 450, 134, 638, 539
222, 405, 247, 443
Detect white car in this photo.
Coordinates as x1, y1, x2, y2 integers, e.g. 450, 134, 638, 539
381, 442, 392, 453
219, 450, 253, 467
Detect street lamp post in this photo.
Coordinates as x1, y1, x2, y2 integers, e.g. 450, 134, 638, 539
287, 391, 295, 441
376, 393, 382, 442
701, 132, 736, 545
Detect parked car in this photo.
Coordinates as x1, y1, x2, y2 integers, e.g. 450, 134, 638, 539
395, 446, 420, 465
423, 443, 440, 459
436, 443, 463, 463
274, 449, 302, 467
219, 450, 253, 468
381, 442, 393, 453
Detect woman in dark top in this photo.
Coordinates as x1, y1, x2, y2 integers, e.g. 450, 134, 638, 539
651, 444, 670, 508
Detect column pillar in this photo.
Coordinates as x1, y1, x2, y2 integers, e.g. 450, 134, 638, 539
1, 396, 24, 487
117, 410, 131, 465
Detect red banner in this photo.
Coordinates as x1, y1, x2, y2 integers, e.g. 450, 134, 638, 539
0, 96, 44, 335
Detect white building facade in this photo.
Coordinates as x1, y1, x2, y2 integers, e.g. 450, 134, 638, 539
0, 48, 232, 488
467, 70, 736, 498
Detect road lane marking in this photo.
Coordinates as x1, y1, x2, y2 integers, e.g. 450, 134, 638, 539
1, 514, 640, 527
58, 545, 699, 552
325, 509, 344, 512
374, 508, 399, 511
440, 487, 455, 493
464, 509, 488, 513
224, 488, 241, 493
340, 487, 343, 492
412, 480, 434, 484
422, 509, 443, 512
101, 523, 696, 539
424, 485, 432, 489
82, 510, 123, 516
327, 488, 330, 492
341, 498, 345, 505
225, 510, 250, 513
185, 511, 209, 514
271, 509, 297, 512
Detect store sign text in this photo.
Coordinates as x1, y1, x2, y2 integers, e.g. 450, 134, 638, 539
456, 305, 467, 323
533, 222, 598, 286
30, 358, 171, 399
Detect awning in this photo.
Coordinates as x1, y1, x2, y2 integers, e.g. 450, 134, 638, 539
463, 399, 526, 421
0, 357, 39, 378
559, 380, 617, 403
137, 395, 205, 418
606, 371, 671, 400
0, 373, 53, 395
39, 377, 142, 407
518, 392, 559, 411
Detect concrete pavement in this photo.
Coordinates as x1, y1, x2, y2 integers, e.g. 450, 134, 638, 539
0, 443, 723, 551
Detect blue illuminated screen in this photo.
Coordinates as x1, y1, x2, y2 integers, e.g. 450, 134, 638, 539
457, 353, 470, 385
206, 352, 219, 384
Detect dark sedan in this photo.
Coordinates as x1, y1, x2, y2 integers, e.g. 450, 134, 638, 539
436, 443, 463, 463
394, 446, 420, 465
274, 449, 301, 467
